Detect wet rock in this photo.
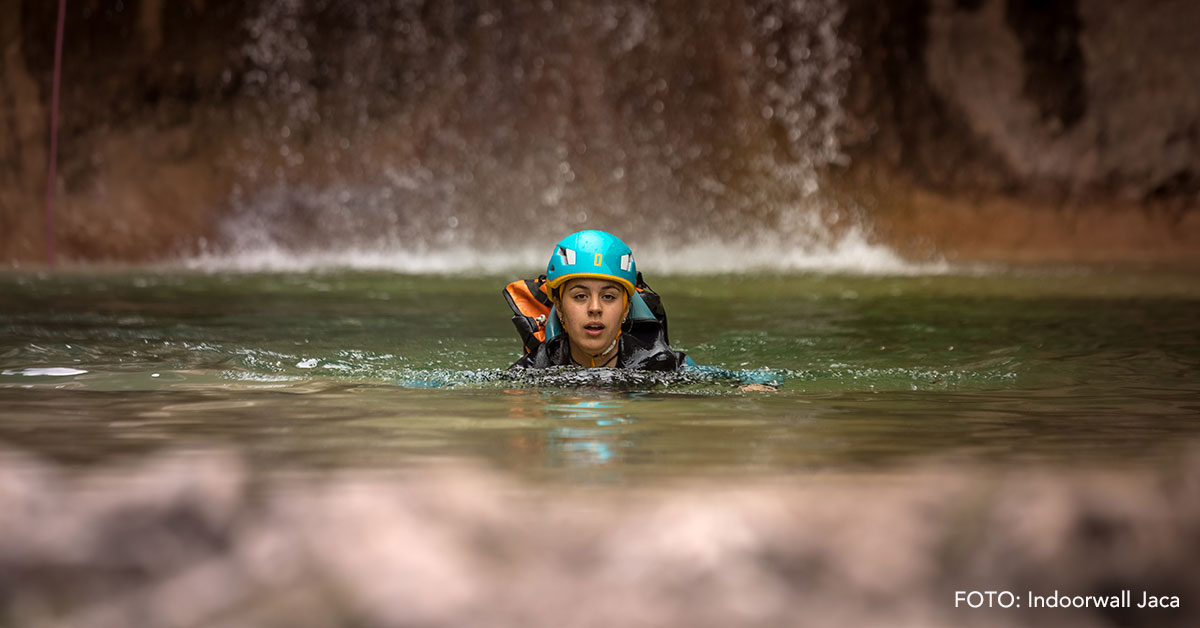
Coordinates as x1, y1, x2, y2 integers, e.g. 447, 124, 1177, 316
841, 0, 1200, 203
0, 448, 1197, 627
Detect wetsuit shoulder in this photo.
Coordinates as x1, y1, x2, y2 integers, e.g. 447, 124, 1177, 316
509, 352, 536, 370
619, 334, 690, 371
508, 336, 571, 370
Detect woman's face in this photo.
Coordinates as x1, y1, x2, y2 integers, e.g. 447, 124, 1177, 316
558, 278, 627, 358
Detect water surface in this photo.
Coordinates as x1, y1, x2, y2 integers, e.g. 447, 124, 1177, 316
2, 267, 1197, 483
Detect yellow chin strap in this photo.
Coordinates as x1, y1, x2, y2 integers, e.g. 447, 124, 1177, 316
590, 329, 622, 367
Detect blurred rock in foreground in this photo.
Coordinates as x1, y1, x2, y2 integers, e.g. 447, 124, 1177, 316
0, 448, 1196, 628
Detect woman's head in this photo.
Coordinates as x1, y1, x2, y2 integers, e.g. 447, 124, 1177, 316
545, 230, 637, 364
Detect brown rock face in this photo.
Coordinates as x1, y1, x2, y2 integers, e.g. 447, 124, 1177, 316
1, 0, 1197, 265
838, 0, 1200, 262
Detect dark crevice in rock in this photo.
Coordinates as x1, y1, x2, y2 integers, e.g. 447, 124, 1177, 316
841, 0, 1018, 193
1004, 0, 1087, 132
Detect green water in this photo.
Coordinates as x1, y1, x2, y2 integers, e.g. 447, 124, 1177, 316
2, 268, 1198, 483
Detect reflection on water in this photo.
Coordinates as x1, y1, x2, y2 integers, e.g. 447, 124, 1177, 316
516, 395, 638, 476
4, 379, 1197, 483
496, 396, 633, 480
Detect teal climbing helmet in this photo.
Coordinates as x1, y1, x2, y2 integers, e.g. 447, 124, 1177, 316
545, 230, 637, 296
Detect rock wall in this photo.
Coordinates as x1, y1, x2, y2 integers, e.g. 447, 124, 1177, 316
842, 0, 1200, 201
0, 0, 249, 263
1, 0, 1197, 264
838, 0, 1200, 261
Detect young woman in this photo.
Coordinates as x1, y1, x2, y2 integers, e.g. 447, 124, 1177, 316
508, 230, 691, 371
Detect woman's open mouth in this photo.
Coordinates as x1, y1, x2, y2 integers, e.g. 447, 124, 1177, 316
583, 322, 606, 337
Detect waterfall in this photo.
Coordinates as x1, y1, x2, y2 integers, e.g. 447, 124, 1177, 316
199, 0, 909, 273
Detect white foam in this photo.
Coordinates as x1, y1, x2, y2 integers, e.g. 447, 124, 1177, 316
2, 367, 89, 377
184, 245, 546, 275
181, 230, 946, 276
636, 228, 949, 275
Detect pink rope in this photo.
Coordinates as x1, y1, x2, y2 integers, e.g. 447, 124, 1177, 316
45, 0, 66, 267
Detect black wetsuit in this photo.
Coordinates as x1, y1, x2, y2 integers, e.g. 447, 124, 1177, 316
509, 329, 689, 371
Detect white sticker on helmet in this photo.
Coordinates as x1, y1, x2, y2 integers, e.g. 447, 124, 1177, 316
560, 247, 576, 265
619, 254, 632, 271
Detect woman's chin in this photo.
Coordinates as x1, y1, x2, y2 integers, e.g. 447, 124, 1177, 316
572, 336, 614, 356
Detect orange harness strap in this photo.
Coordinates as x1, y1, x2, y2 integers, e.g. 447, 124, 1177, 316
502, 278, 553, 353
